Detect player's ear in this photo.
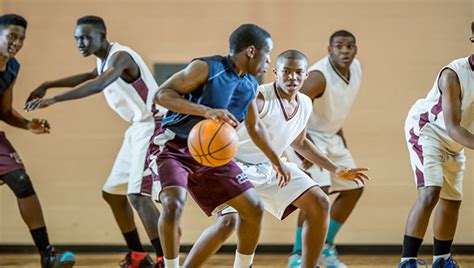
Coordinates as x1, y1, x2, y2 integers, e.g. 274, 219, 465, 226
246, 45, 256, 59
273, 67, 277, 77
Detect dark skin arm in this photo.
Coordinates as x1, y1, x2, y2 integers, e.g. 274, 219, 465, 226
1, 81, 50, 133
246, 93, 291, 187
155, 60, 238, 125
440, 68, 474, 149
26, 71, 98, 103
291, 127, 368, 185
25, 51, 139, 111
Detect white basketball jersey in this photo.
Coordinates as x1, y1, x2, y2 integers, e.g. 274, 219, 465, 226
97, 42, 164, 123
407, 56, 474, 151
306, 56, 362, 135
235, 82, 313, 164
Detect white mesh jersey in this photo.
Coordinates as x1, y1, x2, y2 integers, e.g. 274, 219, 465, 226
306, 55, 362, 135
97, 42, 164, 123
407, 56, 474, 152
235, 82, 313, 164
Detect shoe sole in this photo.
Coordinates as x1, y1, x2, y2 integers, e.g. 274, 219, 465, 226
59, 260, 76, 268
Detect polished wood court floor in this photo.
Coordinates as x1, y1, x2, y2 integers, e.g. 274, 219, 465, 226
1, 254, 474, 267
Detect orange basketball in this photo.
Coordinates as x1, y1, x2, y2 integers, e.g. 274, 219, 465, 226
188, 119, 239, 167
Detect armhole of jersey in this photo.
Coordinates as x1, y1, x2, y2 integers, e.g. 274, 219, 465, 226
310, 69, 327, 99
257, 90, 268, 119
437, 67, 463, 99
110, 50, 143, 84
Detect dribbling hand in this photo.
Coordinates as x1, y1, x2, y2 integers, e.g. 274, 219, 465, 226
203, 108, 238, 126
28, 119, 50, 134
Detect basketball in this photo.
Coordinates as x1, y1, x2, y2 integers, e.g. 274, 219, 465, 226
187, 119, 239, 167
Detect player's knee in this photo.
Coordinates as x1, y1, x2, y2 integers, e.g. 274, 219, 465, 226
127, 193, 147, 209
246, 199, 264, 221
3, 170, 35, 198
161, 195, 185, 220
306, 190, 330, 215
218, 213, 238, 233
418, 187, 441, 208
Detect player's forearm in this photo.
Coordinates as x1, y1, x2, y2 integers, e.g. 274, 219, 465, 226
1, 109, 29, 129
293, 139, 337, 172
447, 126, 474, 149
155, 88, 208, 117
246, 120, 281, 166
51, 80, 103, 104
42, 72, 95, 89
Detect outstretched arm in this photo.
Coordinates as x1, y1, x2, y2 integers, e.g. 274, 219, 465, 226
155, 60, 237, 125
26, 70, 98, 103
440, 68, 474, 149
25, 51, 135, 111
245, 97, 291, 187
291, 128, 368, 184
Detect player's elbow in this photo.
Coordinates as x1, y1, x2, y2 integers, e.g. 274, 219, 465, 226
155, 89, 169, 106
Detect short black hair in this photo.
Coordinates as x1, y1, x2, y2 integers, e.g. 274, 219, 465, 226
329, 30, 356, 45
77, 15, 106, 33
0, 14, 27, 29
276, 49, 308, 67
229, 24, 271, 54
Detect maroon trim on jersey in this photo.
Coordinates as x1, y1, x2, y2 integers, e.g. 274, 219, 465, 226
328, 57, 350, 85
469, 55, 474, 71
408, 128, 424, 164
431, 96, 442, 120
415, 167, 425, 188
273, 83, 300, 121
132, 78, 149, 103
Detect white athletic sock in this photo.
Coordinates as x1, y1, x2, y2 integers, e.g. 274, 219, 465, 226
400, 257, 417, 263
164, 257, 179, 268
433, 253, 451, 263
233, 251, 254, 268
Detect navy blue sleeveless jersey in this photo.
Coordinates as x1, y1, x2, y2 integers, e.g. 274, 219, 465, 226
162, 55, 258, 138
0, 58, 20, 96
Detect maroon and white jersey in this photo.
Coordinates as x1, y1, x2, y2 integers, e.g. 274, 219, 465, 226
97, 42, 164, 123
407, 56, 474, 153
306, 56, 362, 135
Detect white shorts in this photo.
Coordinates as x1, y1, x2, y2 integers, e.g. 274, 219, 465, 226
103, 120, 156, 196
226, 159, 318, 220
405, 118, 464, 201
285, 131, 361, 192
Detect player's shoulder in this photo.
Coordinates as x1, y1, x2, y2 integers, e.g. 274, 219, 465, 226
8, 57, 20, 74
446, 56, 471, 70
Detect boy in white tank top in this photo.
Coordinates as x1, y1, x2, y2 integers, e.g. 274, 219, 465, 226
285, 30, 363, 268
24, 16, 165, 267
181, 50, 368, 268
397, 22, 474, 268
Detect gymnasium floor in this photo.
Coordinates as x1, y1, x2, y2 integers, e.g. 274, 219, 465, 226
0, 254, 473, 267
